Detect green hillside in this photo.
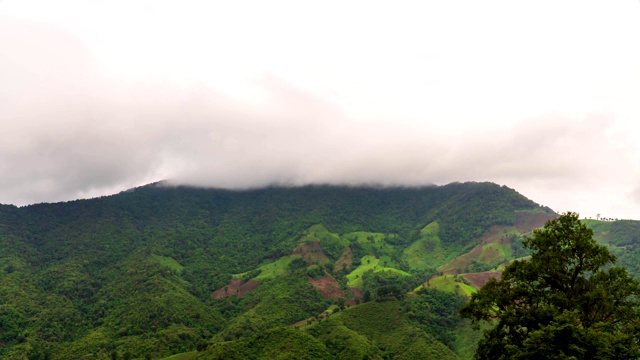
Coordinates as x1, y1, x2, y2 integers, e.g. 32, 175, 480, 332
6, 182, 635, 359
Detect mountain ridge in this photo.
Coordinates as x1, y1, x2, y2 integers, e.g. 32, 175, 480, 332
4, 181, 634, 360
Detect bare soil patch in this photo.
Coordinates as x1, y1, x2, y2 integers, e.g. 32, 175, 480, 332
438, 225, 512, 275
344, 288, 362, 306
515, 211, 557, 234
293, 241, 330, 265
211, 279, 260, 299
480, 225, 512, 244
333, 246, 353, 273
308, 274, 346, 300
461, 271, 502, 289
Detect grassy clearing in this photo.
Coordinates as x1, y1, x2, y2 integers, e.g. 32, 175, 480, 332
302, 224, 343, 243
427, 275, 476, 298
346, 255, 410, 288
234, 255, 301, 281
347, 231, 391, 243
344, 231, 396, 255
347, 255, 380, 288
150, 255, 184, 273
420, 221, 440, 235
403, 221, 451, 270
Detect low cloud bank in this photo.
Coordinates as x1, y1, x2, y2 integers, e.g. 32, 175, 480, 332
2, 18, 638, 219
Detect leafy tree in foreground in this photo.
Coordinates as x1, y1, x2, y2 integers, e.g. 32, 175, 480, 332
460, 212, 640, 360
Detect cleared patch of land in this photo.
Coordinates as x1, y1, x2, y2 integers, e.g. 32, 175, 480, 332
212, 278, 261, 299
333, 246, 353, 273
437, 225, 515, 275
293, 241, 330, 265
515, 211, 557, 234
308, 274, 346, 300
150, 255, 184, 273
252, 255, 300, 280
346, 255, 410, 288
402, 221, 451, 270
461, 271, 502, 289
426, 274, 476, 298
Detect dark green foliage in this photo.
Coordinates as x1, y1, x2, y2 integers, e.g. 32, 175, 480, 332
212, 274, 328, 342
195, 327, 335, 360
510, 233, 531, 258
422, 183, 541, 252
460, 212, 640, 360
405, 288, 467, 349
361, 270, 410, 302
317, 301, 460, 360
0, 182, 553, 358
608, 220, 640, 246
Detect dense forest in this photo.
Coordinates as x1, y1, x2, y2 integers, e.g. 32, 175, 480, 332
0, 182, 638, 359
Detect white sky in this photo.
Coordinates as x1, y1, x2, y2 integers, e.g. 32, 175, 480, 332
2, 0, 640, 219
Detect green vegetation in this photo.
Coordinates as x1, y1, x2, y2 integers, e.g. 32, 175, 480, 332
402, 221, 450, 271
151, 254, 185, 273
2, 183, 638, 359
252, 255, 301, 280
346, 255, 409, 288
461, 212, 640, 359
427, 275, 476, 298
304, 301, 460, 360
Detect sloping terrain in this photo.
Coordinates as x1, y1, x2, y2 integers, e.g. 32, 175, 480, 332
0, 182, 587, 359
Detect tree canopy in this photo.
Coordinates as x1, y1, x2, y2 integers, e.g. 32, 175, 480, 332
460, 212, 640, 360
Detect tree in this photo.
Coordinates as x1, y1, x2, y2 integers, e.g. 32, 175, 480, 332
460, 212, 640, 360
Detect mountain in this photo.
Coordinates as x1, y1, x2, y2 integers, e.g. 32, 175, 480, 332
0, 182, 636, 359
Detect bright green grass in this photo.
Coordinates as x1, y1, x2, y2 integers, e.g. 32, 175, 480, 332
234, 255, 301, 281
344, 231, 397, 259
150, 255, 184, 273
420, 221, 440, 235
346, 255, 410, 288
346, 231, 391, 244
428, 275, 476, 298
309, 225, 348, 245
347, 255, 379, 288
403, 222, 449, 270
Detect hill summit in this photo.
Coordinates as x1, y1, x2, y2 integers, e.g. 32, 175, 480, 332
0, 182, 563, 359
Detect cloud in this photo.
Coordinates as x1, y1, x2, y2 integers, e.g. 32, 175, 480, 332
1, 16, 640, 220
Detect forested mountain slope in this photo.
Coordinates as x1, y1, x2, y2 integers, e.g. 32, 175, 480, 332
3, 182, 632, 359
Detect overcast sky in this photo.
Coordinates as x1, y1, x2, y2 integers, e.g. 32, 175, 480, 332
2, 1, 640, 219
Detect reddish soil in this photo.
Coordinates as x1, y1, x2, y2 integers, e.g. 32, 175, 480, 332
346, 288, 363, 306
461, 271, 502, 289
211, 278, 260, 299
515, 211, 557, 234
290, 318, 313, 328
333, 247, 353, 273
293, 241, 330, 265
438, 225, 512, 275
480, 225, 512, 244
440, 245, 484, 275
308, 274, 346, 300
